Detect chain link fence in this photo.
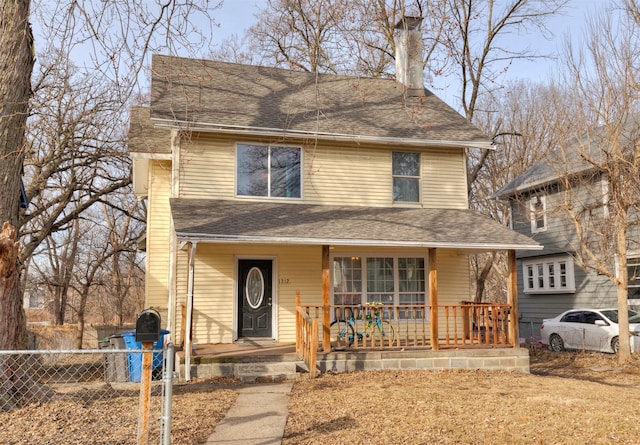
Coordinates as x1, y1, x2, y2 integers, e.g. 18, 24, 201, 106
0, 344, 174, 445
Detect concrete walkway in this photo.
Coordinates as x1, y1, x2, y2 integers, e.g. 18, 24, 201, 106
206, 382, 293, 445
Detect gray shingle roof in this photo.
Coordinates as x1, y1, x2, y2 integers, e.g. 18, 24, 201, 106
150, 55, 492, 148
494, 115, 640, 198
170, 199, 541, 250
128, 106, 172, 154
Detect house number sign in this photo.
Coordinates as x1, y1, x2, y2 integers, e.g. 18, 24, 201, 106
279, 278, 290, 285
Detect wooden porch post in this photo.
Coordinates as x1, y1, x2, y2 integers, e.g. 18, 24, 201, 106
429, 248, 439, 351
507, 250, 520, 347
322, 245, 331, 352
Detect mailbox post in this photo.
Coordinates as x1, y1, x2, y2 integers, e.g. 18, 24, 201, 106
136, 309, 161, 445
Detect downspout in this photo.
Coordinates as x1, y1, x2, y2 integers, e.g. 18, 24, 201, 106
167, 129, 180, 342
185, 241, 197, 381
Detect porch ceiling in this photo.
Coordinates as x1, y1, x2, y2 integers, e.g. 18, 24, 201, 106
170, 198, 542, 251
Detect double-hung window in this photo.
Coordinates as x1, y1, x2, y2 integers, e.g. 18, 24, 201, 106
528, 194, 546, 233
332, 255, 427, 318
392, 152, 420, 202
236, 144, 301, 198
523, 256, 575, 294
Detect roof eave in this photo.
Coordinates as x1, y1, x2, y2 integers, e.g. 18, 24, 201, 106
174, 232, 542, 251
151, 118, 495, 150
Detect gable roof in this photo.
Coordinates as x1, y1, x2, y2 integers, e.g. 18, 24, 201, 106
170, 199, 541, 251
493, 116, 640, 199
149, 54, 493, 149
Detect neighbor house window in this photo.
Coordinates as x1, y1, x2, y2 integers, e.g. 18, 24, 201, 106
332, 255, 427, 318
628, 258, 640, 300
236, 144, 301, 198
392, 152, 420, 202
529, 194, 546, 233
523, 256, 575, 294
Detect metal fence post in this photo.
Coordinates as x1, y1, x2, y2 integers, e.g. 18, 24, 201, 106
161, 343, 175, 445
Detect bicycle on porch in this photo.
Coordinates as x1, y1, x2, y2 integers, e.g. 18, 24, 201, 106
330, 302, 395, 349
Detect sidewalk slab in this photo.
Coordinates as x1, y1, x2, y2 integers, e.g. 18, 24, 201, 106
206, 382, 293, 445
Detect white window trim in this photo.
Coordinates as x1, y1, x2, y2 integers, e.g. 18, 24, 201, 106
392, 151, 422, 204
529, 194, 547, 233
523, 256, 575, 294
330, 253, 429, 307
235, 142, 303, 200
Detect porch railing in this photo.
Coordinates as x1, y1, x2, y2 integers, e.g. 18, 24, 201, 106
295, 293, 318, 376
296, 301, 512, 351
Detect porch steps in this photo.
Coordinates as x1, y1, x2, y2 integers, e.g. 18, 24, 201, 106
234, 362, 300, 383
179, 352, 305, 382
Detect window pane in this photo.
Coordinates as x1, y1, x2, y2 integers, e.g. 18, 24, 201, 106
270, 146, 301, 198
398, 258, 425, 292
527, 265, 534, 289
559, 262, 567, 288
548, 263, 555, 288
393, 152, 420, 176
537, 264, 544, 288
332, 257, 362, 307
393, 177, 419, 202
237, 145, 268, 196
367, 257, 394, 305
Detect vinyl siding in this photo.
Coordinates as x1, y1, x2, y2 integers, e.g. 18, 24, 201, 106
175, 244, 322, 344
174, 245, 470, 344
145, 160, 172, 309
509, 176, 618, 339
178, 133, 468, 209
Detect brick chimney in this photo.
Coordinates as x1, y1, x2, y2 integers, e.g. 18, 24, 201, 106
395, 16, 425, 97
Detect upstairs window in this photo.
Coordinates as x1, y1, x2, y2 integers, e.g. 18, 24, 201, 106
236, 144, 301, 198
392, 152, 420, 202
523, 256, 575, 294
529, 194, 546, 233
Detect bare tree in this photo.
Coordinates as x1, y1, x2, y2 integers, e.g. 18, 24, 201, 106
0, 0, 35, 351
0, 0, 219, 353
468, 81, 569, 301
545, 1, 640, 361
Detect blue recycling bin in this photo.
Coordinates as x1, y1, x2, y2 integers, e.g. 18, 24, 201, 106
121, 329, 169, 382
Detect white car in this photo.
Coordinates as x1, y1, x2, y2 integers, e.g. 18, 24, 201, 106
540, 308, 640, 353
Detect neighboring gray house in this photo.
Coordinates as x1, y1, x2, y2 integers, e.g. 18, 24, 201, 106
493, 125, 640, 340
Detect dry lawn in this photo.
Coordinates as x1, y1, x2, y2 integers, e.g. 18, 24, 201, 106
2, 350, 640, 444
283, 350, 640, 445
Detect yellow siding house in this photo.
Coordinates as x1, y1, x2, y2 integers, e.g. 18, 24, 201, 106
128, 20, 540, 363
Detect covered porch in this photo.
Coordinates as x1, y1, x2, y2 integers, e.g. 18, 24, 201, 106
169, 199, 541, 380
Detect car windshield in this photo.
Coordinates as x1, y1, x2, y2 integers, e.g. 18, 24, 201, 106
599, 309, 640, 324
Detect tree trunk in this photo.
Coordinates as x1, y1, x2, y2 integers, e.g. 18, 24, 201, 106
474, 252, 496, 303
0, 224, 27, 350
0, 0, 35, 350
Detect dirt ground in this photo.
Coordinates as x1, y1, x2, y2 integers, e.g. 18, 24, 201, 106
2, 350, 640, 444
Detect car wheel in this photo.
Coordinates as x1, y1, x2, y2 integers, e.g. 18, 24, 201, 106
612, 336, 619, 354
549, 334, 564, 352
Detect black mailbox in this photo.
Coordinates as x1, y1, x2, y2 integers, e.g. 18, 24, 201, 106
136, 308, 161, 343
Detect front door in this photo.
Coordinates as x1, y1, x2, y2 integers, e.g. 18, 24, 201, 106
238, 259, 273, 338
